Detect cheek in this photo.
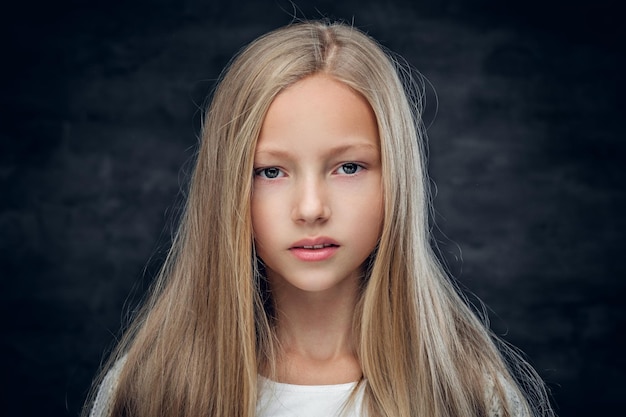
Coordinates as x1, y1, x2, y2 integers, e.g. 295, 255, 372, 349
361, 181, 384, 221
250, 199, 265, 239
368, 195, 384, 239
345, 183, 384, 242
251, 193, 277, 245
368, 186, 385, 242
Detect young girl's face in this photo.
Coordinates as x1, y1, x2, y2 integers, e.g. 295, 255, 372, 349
251, 74, 383, 295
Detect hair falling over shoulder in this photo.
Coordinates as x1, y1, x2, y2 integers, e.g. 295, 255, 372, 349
84, 20, 555, 417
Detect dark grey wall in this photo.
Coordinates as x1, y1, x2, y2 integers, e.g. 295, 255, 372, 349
1, 1, 623, 415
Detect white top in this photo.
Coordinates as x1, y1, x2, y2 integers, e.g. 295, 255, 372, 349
90, 360, 523, 417
89, 360, 366, 417
256, 376, 365, 417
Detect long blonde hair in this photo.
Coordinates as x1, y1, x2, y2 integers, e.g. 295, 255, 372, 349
85, 20, 553, 417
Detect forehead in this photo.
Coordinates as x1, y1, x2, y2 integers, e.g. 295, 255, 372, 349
256, 74, 379, 155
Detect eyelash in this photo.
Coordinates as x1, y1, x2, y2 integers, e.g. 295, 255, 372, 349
255, 167, 284, 179
336, 162, 363, 175
254, 163, 365, 179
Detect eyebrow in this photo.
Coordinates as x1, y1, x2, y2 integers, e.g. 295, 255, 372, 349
255, 142, 379, 159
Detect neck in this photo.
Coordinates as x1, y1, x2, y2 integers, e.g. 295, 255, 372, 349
269, 275, 362, 384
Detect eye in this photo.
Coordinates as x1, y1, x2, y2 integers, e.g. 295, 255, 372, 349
336, 163, 363, 175
255, 167, 284, 179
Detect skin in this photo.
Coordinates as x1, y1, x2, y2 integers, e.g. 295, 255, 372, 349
252, 74, 383, 385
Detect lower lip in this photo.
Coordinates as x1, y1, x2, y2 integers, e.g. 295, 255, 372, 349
290, 246, 339, 261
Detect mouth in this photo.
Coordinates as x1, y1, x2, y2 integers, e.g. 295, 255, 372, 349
289, 238, 340, 261
290, 237, 340, 250
295, 243, 338, 250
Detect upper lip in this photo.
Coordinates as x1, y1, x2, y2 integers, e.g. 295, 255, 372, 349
290, 237, 339, 249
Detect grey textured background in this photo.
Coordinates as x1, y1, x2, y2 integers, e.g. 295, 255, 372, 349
1, 0, 623, 415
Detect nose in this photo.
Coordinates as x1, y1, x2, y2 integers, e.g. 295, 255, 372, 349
291, 176, 331, 224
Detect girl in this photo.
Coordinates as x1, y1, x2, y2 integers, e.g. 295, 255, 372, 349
85, 20, 554, 417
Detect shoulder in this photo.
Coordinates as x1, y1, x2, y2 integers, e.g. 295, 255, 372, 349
90, 357, 127, 417
485, 373, 530, 417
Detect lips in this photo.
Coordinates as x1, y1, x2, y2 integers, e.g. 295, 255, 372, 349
289, 237, 339, 261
